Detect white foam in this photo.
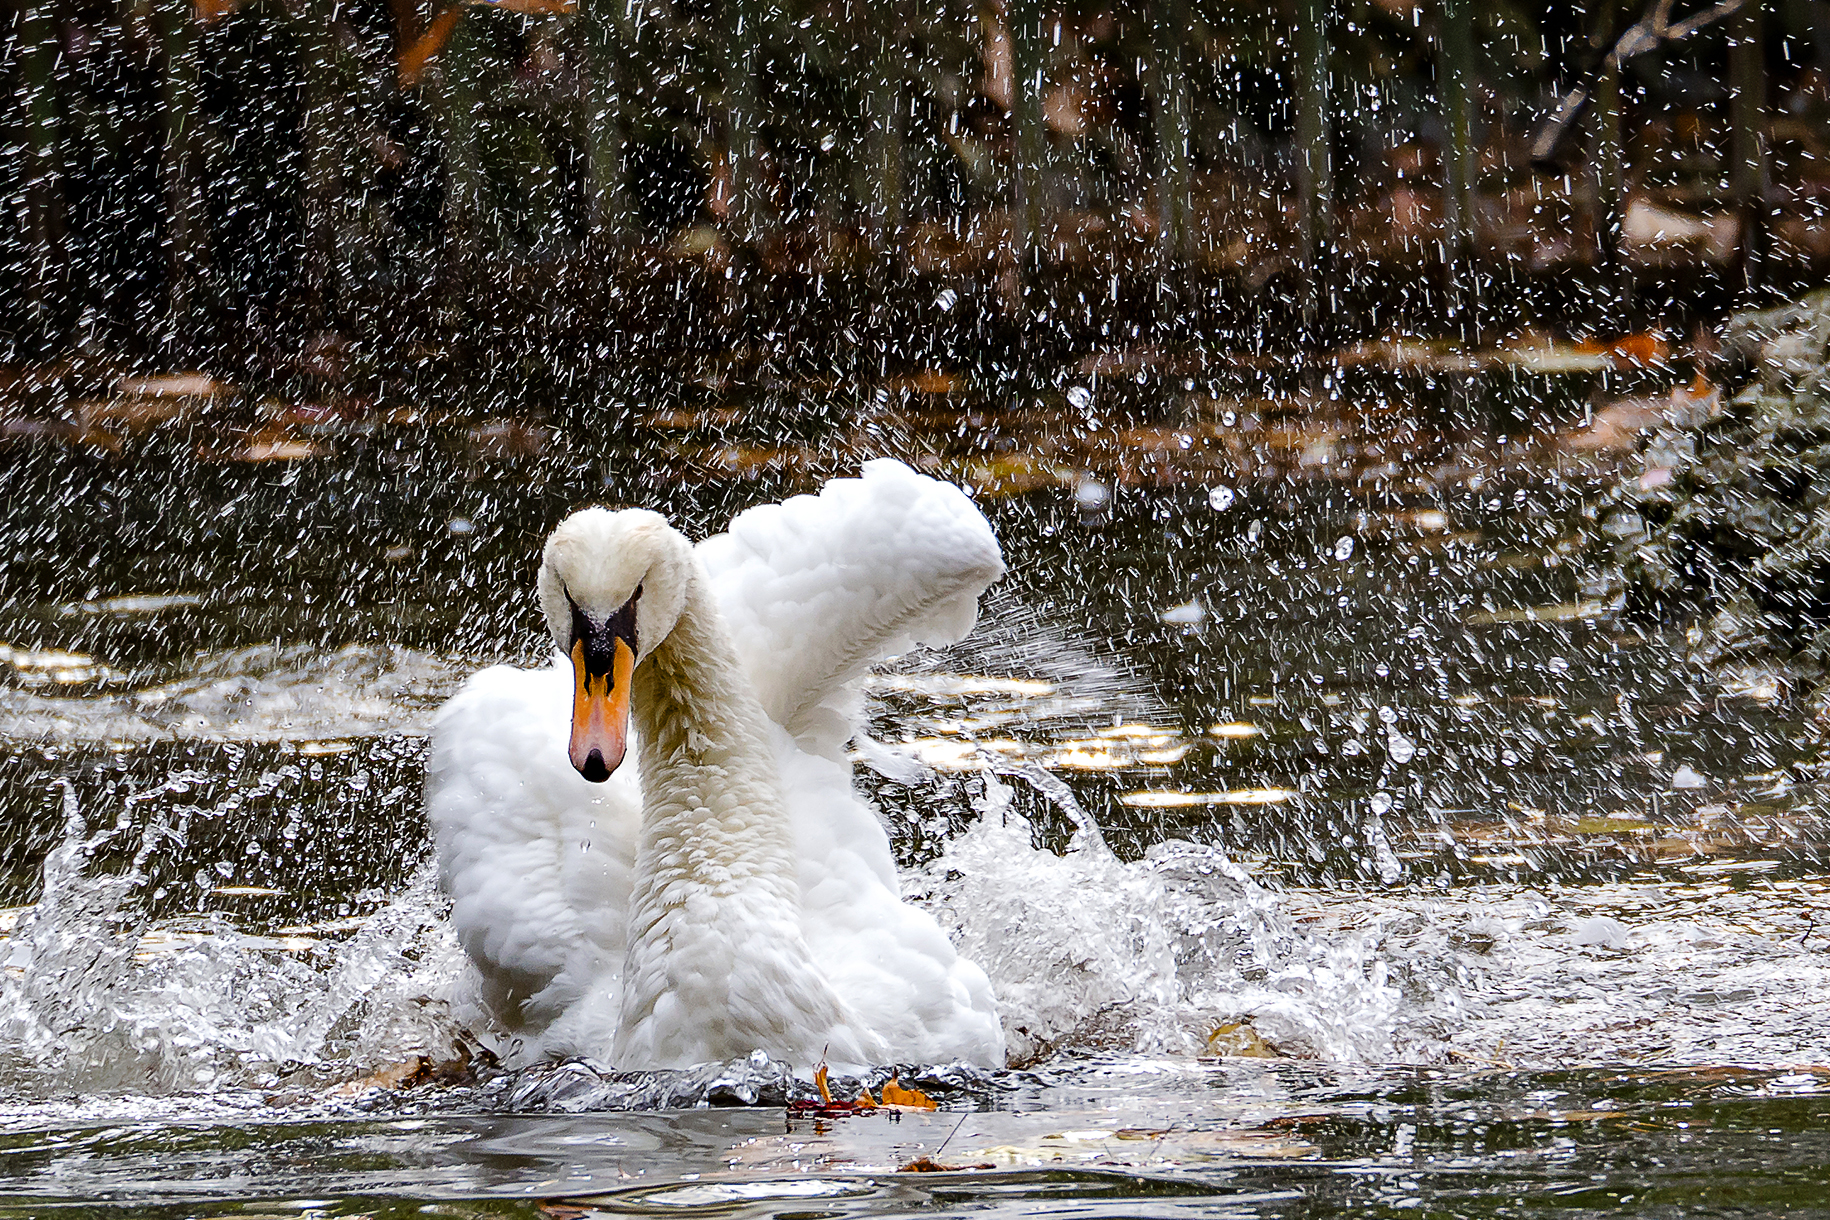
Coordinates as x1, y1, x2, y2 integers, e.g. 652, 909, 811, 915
916, 773, 1410, 1064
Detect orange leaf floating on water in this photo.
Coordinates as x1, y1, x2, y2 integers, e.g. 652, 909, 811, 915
880, 1077, 937, 1109
1571, 332, 1670, 369
1608, 332, 1670, 368
794, 1064, 873, 1116
798, 1064, 929, 1115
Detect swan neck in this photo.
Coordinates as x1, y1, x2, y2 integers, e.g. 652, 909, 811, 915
628, 567, 793, 871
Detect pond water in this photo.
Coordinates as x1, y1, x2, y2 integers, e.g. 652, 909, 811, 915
3, 365, 1830, 1216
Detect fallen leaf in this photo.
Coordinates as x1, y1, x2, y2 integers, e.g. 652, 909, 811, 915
1464, 601, 1610, 625
467, 418, 549, 461
78, 397, 191, 432
1570, 816, 1656, 835
1607, 332, 1670, 368
1119, 788, 1294, 809
112, 372, 234, 398
211, 429, 325, 463
1494, 341, 1611, 375
881, 369, 960, 395
815, 1063, 834, 1106
880, 1077, 937, 1109
194, 0, 247, 23
399, 6, 465, 88
898, 1156, 996, 1172
1623, 199, 1741, 265
466, 0, 577, 13
327, 1056, 427, 1096
538, 1205, 595, 1220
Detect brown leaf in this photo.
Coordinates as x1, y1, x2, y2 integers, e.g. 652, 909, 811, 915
1605, 332, 1671, 368
78, 397, 192, 432
1204, 1021, 1281, 1059
326, 1056, 427, 1097
194, 0, 249, 24
464, 0, 577, 15
201, 427, 326, 463
112, 372, 234, 398
399, 7, 465, 89
898, 1157, 996, 1172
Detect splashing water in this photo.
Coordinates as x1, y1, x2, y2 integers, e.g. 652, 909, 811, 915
7, 593, 1825, 1119
0, 645, 463, 744
0, 780, 469, 1104
918, 771, 1410, 1066
0, 745, 1421, 1113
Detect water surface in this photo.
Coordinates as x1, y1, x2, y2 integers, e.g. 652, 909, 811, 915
2, 367, 1828, 1215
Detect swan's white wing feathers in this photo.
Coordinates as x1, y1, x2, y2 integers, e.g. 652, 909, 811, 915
777, 731, 1004, 1066
426, 663, 640, 1038
701, 459, 1005, 749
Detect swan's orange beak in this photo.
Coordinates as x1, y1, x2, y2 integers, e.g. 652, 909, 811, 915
570, 636, 633, 782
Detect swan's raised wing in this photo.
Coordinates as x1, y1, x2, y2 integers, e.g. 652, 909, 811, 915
698, 459, 1005, 753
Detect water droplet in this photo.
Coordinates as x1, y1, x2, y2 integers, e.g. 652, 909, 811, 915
1159, 599, 1206, 625
447, 516, 475, 536
1370, 791, 1394, 815
1207, 485, 1236, 511
1333, 536, 1355, 561
1074, 478, 1109, 510
1066, 385, 1093, 410
934, 288, 958, 312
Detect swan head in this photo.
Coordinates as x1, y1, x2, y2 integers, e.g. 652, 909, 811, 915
537, 507, 694, 782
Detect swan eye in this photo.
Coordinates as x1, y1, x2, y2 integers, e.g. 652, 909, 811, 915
568, 590, 639, 677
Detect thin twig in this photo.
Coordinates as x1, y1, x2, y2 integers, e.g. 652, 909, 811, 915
1532, 0, 1759, 171
931, 1109, 971, 1161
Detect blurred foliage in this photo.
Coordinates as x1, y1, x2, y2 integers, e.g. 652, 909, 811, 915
0, 0, 1826, 376
1592, 287, 1830, 680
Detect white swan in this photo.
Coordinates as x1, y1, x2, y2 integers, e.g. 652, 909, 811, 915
427, 460, 1006, 1071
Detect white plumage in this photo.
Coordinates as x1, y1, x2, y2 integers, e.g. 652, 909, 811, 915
427, 459, 1006, 1071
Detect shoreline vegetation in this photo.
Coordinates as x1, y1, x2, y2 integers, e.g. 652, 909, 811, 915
1, 1, 1826, 413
